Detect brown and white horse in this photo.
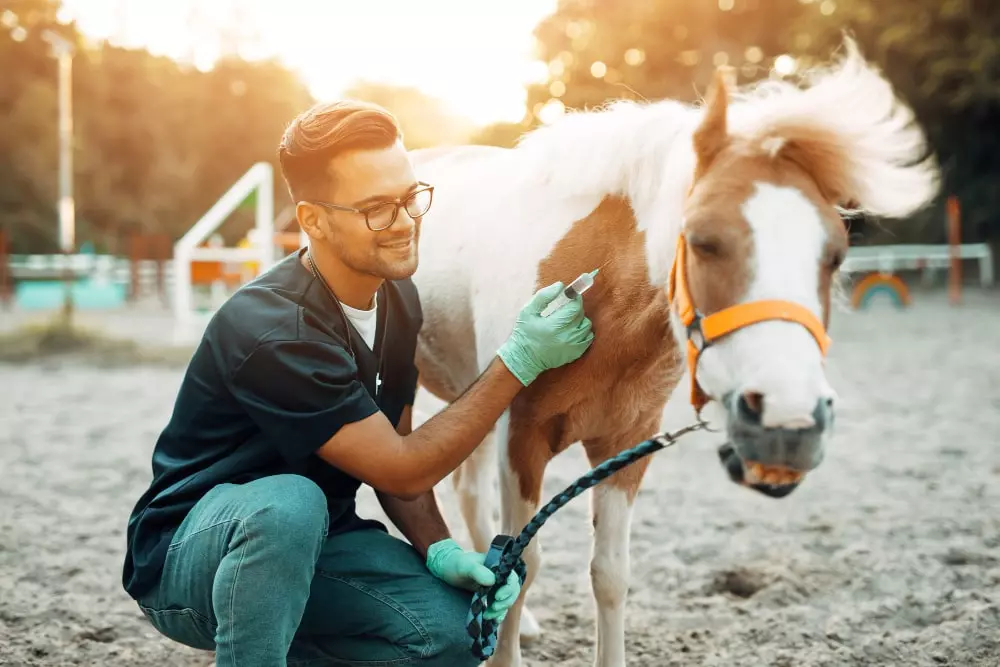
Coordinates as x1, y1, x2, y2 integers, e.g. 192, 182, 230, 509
409, 40, 939, 666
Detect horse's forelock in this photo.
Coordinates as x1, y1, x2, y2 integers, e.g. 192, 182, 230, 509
725, 37, 940, 219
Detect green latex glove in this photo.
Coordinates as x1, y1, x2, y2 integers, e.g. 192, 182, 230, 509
426, 538, 522, 621
497, 280, 595, 386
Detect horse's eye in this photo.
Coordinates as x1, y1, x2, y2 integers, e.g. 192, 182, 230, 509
688, 236, 722, 257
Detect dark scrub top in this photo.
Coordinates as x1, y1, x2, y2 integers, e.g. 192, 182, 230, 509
122, 248, 422, 599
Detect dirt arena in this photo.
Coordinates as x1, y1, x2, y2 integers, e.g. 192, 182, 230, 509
1, 289, 998, 666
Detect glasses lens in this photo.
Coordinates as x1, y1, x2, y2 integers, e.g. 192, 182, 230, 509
366, 203, 397, 230
405, 188, 433, 218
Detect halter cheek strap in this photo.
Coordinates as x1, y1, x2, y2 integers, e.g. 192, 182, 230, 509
667, 233, 832, 414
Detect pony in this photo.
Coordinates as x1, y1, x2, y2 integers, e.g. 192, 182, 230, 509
408, 39, 939, 666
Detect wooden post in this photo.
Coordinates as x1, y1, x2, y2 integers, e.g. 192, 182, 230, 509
0, 229, 10, 309
947, 195, 961, 305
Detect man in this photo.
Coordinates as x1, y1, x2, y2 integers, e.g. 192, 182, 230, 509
122, 99, 594, 667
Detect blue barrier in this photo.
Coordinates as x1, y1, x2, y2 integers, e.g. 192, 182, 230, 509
15, 279, 127, 310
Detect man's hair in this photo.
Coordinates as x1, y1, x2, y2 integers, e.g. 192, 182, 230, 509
278, 100, 402, 202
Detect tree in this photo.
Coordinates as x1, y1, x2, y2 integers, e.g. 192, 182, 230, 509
525, 0, 810, 121
793, 0, 1000, 243
0, 0, 314, 254
342, 81, 477, 150
0, 0, 78, 251
525, 0, 1000, 245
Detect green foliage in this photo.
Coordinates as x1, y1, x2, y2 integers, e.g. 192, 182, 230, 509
2, 0, 998, 251
526, 0, 810, 115
793, 0, 1000, 243
0, 0, 312, 254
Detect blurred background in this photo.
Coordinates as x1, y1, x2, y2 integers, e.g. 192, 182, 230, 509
2, 0, 998, 260
1, 2, 999, 666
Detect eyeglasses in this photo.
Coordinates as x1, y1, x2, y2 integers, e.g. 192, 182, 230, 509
305, 182, 434, 231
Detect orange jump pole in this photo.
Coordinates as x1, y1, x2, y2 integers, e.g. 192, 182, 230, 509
947, 195, 961, 305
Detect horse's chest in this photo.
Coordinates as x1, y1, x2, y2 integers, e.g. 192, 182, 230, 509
562, 339, 684, 443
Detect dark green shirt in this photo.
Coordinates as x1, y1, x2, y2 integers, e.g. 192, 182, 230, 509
122, 249, 422, 599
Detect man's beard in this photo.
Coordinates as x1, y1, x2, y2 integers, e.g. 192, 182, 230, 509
336, 234, 419, 282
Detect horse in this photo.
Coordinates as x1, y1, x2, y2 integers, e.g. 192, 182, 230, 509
408, 39, 939, 666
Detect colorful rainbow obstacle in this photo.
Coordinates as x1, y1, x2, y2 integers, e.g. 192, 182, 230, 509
840, 196, 993, 310
850, 272, 911, 309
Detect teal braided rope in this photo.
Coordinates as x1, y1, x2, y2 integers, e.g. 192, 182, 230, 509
466, 421, 707, 661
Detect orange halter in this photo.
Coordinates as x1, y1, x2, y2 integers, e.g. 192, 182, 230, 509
666, 233, 832, 414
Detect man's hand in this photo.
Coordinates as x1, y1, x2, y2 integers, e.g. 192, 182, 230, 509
497, 281, 594, 386
315, 281, 595, 500
426, 538, 521, 621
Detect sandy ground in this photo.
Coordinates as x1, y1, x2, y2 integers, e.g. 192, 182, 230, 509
1, 289, 999, 666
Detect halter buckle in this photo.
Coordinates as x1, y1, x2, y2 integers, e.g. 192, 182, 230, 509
686, 311, 712, 352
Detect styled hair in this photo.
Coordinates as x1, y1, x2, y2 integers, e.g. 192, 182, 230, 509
278, 100, 402, 202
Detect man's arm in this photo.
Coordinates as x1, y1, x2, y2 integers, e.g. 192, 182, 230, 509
319, 357, 522, 499
317, 281, 594, 500
376, 405, 451, 557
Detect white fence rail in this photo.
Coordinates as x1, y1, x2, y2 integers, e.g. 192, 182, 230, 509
5, 242, 996, 306
172, 162, 275, 329
840, 243, 994, 287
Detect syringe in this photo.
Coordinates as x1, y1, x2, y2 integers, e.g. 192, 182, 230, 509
540, 269, 599, 317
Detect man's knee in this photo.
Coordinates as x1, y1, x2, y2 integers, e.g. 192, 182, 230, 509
419, 586, 480, 667
241, 475, 329, 555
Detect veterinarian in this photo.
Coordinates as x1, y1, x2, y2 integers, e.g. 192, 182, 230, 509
121, 99, 595, 667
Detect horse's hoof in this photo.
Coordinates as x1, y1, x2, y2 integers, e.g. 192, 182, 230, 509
518, 606, 541, 643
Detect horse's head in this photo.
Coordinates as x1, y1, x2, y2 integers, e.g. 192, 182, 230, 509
670, 41, 940, 497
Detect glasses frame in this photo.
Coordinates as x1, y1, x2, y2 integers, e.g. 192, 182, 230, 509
304, 181, 434, 231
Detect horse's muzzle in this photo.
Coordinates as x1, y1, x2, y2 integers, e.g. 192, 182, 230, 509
718, 393, 833, 498
717, 442, 801, 498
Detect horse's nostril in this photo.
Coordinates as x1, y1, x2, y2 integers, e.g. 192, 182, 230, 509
740, 391, 764, 416
824, 397, 834, 409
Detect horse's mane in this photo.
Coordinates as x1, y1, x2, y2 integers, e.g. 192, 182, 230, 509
511, 38, 939, 221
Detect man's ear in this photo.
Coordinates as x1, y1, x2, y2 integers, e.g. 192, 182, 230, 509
297, 202, 326, 242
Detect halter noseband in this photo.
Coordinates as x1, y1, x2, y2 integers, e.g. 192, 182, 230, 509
666, 233, 832, 415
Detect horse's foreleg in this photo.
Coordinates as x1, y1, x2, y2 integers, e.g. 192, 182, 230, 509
492, 411, 551, 667
584, 415, 659, 667
451, 430, 497, 553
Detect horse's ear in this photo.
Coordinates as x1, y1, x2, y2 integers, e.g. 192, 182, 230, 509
693, 66, 734, 180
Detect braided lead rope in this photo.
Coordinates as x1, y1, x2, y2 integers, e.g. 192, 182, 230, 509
466, 421, 708, 660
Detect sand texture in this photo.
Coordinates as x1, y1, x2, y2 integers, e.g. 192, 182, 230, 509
1, 291, 998, 666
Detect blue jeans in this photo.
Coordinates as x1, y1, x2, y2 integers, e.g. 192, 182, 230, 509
135, 474, 479, 666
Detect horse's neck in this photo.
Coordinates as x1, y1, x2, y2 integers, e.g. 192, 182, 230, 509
631, 140, 696, 290
538, 195, 675, 357
515, 100, 697, 291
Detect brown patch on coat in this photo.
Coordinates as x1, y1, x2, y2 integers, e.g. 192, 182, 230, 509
506, 196, 685, 504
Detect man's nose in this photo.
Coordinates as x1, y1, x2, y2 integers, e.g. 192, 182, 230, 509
391, 208, 416, 233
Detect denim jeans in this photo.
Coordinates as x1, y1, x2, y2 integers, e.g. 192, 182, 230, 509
135, 474, 479, 666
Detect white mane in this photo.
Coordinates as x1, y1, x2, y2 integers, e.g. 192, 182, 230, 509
511, 97, 698, 215
508, 38, 939, 223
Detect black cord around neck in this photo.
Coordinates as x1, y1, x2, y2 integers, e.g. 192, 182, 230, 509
305, 248, 356, 361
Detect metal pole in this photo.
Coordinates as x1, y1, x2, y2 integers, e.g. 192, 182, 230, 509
57, 48, 74, 255
42, 31, 75, 321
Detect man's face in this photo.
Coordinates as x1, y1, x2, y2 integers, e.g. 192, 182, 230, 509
313, 141, 424, 281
